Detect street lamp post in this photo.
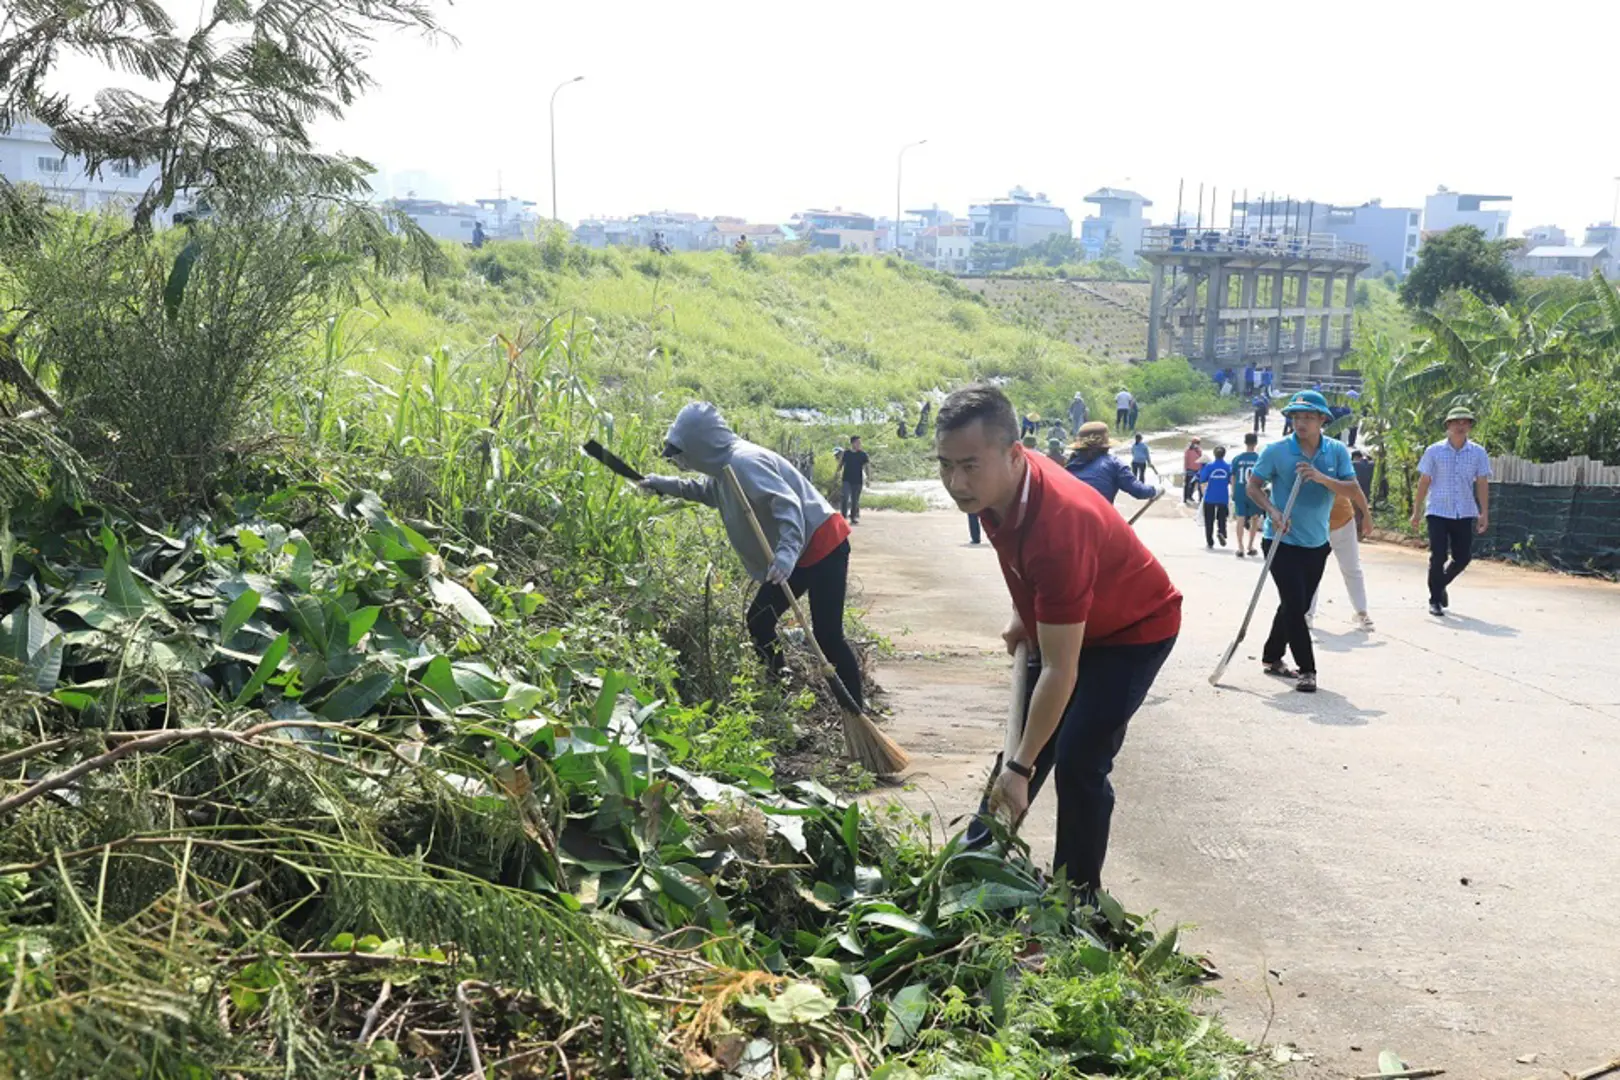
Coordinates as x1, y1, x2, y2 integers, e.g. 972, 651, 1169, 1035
549, 76, 585, 223
895, 139, 927, 255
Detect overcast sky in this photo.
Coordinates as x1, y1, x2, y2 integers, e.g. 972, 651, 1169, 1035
52, 0, 1620, 233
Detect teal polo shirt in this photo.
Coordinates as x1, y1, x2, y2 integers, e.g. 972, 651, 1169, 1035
1252, 433, 1354, 548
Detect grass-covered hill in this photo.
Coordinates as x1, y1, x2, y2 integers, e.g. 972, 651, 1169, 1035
356, 237, 1227, 436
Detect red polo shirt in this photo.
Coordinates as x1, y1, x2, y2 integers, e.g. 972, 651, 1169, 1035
981, 448, 1181, 646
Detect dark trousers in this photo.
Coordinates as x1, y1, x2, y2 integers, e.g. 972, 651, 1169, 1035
747, 540, 864, 709
1281, 415, 1294, 436
1130, 462, 1147, 482
1203, 501, 1228, 545
966, 512, 981, 543
1183, 473, 1199, 503
965, 637, 1176, 894
840, 480, 862, 522
1116, 407, 1130, 429
1426, 515, 1476, 605
1253, 407, 1267, 433
1261, 539, 1331, 675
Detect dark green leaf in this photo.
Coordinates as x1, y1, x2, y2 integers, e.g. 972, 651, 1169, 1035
883, 983, 929, 1048
316, 671, 396, 721
841, 802, 860, 865
103, 544, 151, 618
345, 605, 381, 646
233, 632, 290, 707
419, 656, 462, 710
220, 589, 260, 643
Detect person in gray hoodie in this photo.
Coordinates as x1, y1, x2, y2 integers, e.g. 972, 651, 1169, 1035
639, 402, 864, 707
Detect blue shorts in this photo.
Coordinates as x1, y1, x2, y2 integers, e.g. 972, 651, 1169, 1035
1232, 493, 1259, 519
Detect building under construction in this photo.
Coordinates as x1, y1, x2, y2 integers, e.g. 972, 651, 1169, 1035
1137, 223, 1370, 386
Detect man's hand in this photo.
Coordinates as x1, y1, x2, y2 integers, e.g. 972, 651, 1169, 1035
637, 478, 661, 496
1359, 517, 1373, 541
1296, 461, 1328, 486
988, 769, 1030, 823
1476, 513, 1489, 535
1000, 614, 1027, 656
1409, 510, 1423, 531
1269, 507, 1290, 536
765, 564, 790, 587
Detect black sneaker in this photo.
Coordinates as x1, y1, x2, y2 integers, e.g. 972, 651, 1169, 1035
1428, 601, 1444, 617
1441, 588, 1449, 608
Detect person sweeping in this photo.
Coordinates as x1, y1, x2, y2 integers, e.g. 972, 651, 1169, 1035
639, 401, 872, 717
1243, 390, 1359, 694
1064, 421, 1159, 506
940, 385, 1181, 903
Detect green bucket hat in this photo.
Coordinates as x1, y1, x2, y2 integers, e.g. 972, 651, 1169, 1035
1445, 405, 1476, 423
1280, 389, 1332, 417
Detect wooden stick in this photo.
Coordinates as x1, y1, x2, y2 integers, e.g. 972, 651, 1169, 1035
1208, 479, 1300, 686
1570, 1059, 1620, 1080
456, 980, 485, 1079
1351, 1069, 1445, 1080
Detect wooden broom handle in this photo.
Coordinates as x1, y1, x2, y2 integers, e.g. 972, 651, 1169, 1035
720, 465, 836, 675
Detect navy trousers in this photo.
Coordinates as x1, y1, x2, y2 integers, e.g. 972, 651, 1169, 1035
966, 636, 1177, 895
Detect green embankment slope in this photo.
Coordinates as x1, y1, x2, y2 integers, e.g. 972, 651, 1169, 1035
361, 241, 1224, 434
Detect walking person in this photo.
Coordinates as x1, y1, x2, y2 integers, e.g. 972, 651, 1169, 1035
1230, 432, 1262, 556
1181, 438, 1204, 504
1197, 446, 1233, 548
1064, 422, 1159, 506
1046, 436, 1067, 465
939, 385, 1182, 901
1114, 388, 1133, 431
639, 402, 865, 707
1410, 405, 1492, 617
966, 512, 982, 545
1130, 433, 1151, 483
1244, 362, 1256, 393
1252, 391, 1270, 434
1068, 391, 1088, 432
1127, 393, 1140, 432
838, 434, 870, 524
1308, 492, 1375, 631
1243, 390, 1360, 693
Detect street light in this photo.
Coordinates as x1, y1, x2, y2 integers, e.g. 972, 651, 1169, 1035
895, 139, 927, 255
549, 75, 585, 223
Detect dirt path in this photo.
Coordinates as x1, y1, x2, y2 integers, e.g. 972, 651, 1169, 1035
849, 477, 1620, 1079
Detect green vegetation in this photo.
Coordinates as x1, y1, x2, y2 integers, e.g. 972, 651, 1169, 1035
1351, 271, 1620, 511
856, 491, 931, 513
1398, 226, 1518, 310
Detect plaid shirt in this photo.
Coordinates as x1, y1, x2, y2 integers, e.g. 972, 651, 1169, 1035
1418, 438, 1492, 519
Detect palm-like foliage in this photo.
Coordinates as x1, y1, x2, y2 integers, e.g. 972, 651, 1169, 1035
1355, 271, 1620, 508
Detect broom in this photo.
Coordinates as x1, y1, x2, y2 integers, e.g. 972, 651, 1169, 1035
721, 465, 909, 776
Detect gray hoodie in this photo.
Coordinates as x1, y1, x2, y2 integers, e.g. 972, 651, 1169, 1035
643, 402, 837, 582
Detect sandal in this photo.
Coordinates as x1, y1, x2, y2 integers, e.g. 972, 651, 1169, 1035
1296, 672, 1317, 693
1263, 662, 1298, 679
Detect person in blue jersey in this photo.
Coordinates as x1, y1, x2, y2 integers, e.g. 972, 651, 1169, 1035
1243, 391, 1360, 693
1229, 432, 1262, 556
1063, 422, 1159, 506
1196, 446, 1233, 548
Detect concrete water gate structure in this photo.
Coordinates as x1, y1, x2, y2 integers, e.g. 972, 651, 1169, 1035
1138, 226, 1370, 382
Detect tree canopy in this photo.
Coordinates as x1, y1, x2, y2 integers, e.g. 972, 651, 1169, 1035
1399, 225, 1519, 310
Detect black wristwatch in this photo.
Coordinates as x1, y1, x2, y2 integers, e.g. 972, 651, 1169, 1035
1005, 759, 1033, 780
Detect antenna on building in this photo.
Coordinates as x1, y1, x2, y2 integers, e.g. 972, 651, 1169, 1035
1196, 183, 1204, 230
1175, 179, 1184, 226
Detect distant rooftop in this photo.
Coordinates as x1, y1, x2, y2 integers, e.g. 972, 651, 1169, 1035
1524, 244, 1608, 259
1084, 187, 1152, 206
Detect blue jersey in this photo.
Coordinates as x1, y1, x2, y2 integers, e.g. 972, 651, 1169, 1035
1197, 460, 1234, 504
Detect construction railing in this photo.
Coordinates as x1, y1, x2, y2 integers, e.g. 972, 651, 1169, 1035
1139, 227, 1369, 264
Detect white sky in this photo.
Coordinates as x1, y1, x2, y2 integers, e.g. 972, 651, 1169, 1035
48, 0, 1620, 233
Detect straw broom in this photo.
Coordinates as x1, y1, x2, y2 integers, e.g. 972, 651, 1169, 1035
721, 465, 908, 776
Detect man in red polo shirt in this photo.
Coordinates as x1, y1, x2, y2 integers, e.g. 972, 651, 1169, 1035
941, 385, 1181, 898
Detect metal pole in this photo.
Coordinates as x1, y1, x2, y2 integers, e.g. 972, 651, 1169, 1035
549, 75, 585, 223
1176, 178, 1184, 225
1196, 183, 1204, 229
895, 139, 927, 255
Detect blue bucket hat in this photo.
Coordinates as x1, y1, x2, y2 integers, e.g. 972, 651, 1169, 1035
1281, 389, 1333, 417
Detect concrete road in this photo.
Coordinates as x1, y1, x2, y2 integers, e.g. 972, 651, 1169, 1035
850, 487, 1620, 1079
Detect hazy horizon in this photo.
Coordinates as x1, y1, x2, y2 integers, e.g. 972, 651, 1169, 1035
35, 0, 1620, 236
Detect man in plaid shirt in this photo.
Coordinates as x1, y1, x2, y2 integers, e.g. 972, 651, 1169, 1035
1411, 405, 1492, 617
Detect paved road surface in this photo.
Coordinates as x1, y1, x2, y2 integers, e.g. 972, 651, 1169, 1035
850, 477, 1620, 1079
